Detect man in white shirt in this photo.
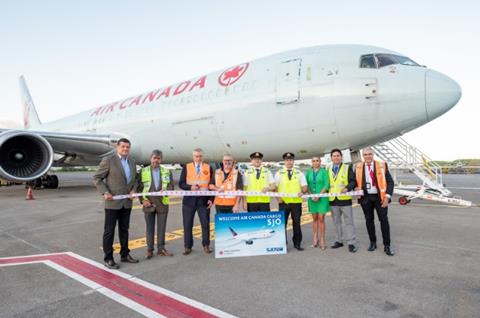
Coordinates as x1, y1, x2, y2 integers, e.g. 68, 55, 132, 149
355, 147, 395, 256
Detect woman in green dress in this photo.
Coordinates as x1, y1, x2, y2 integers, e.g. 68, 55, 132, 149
305, 156, 330, 249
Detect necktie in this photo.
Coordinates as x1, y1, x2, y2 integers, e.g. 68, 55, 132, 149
256, 169, 260, 179
333, 165, 339, 177
121, 158, 131, 183
196, 164, 200, 175
288, 170, 292, 180
368, 164, 376, 187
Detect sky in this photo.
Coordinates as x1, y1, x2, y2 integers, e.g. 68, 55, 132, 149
0, 1, 479, 160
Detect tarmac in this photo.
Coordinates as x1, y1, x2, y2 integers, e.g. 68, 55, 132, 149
1, 171, 479, 318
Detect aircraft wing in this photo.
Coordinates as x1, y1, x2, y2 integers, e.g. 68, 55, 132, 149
0, 128, 121, 182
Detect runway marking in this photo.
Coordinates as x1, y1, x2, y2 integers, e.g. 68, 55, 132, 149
0, 252, 236, 318
112, 204, 350, 253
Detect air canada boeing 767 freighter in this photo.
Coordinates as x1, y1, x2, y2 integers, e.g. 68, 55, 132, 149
0, 44, 461, 187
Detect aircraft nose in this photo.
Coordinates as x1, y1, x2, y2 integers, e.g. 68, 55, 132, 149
425, 70, 462, 120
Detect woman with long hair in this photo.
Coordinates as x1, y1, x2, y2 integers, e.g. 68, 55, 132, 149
305, 156, 330, 249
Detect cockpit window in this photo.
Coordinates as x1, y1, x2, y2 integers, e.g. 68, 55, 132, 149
360, 53, 420, 69
376, 54, 398, 68
360, 54, 376, 68
393, 55, 419, 66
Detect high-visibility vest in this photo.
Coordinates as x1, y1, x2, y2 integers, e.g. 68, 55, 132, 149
328, 163, 352, 201
186, 162, 211, 189
355, 160, 388, 201
214, 168, 238, 206
244, 167, 271, 203
277, 168, 303, 204
140, 165, 170, 205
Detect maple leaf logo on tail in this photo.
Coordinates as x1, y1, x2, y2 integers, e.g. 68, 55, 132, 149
19, 76, 41, 129
23, 101, 30, 129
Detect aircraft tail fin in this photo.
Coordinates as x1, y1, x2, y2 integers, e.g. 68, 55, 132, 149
229, 227, 238, 237
19, 76, 41, 129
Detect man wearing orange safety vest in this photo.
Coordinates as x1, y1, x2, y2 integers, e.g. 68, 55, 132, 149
179, 148, 215, 255
209, 154, 243, 213
355, 147, 395, 256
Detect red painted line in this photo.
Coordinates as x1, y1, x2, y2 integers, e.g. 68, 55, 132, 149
0, 253, 223, 318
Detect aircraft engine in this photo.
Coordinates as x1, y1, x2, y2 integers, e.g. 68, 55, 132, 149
0, 130, 54, 182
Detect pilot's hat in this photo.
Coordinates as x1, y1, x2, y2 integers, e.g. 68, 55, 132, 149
250, 152, 264, 159
282, 152, 295, 159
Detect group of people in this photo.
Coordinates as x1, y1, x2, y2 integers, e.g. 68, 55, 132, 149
93, 138, 394, 270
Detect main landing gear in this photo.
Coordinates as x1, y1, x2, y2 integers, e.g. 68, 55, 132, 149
26, 175, 59, 189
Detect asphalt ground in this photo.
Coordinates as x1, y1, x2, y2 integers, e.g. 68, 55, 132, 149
1, 172, 480, 318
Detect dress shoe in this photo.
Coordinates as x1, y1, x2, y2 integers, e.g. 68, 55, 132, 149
368, 242, 377, 252
203, 245, 212, 254
294, 245, 304, 251
331, 242, 344, 249
158, 249, 173, 257
146, 251, 153, 259
120, 254, 139, 263
348, 244, 358, 253
104, 259, 120, 269
183, 248, 192, 255
384, 246, 395, 256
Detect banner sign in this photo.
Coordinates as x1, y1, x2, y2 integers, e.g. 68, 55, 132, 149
214, 211, 287, 259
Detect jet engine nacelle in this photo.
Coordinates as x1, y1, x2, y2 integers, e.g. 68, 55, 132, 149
0, 130, 54, 182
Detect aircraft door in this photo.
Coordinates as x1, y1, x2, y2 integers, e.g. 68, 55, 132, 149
276, 59, 302, 104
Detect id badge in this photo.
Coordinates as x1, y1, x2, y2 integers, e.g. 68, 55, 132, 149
366, 182, 371, 190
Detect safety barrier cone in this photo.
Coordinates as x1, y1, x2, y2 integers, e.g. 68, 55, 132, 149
25, 186, 34, 200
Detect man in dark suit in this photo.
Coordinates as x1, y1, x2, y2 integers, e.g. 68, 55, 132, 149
355, 147, 395, 256
93, 138, 139, 268
179, 148, 214, 255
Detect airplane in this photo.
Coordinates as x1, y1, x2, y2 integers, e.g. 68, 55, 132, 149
228, 227, 275, 245
0, 44, 461, 188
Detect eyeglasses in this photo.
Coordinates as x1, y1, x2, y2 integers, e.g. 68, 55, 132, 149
312, 160, 320, 162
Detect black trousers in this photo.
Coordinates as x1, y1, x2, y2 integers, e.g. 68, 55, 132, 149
279, 202, 303, 246
182, 204, 210, 249
360, 194, 391, 247
103, 208, 131, 261
216, 205, 234, 213
247, 203, 271, 212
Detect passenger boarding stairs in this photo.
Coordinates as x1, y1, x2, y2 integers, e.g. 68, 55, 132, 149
370, 137, 473, 207
372, 137, 451, 197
